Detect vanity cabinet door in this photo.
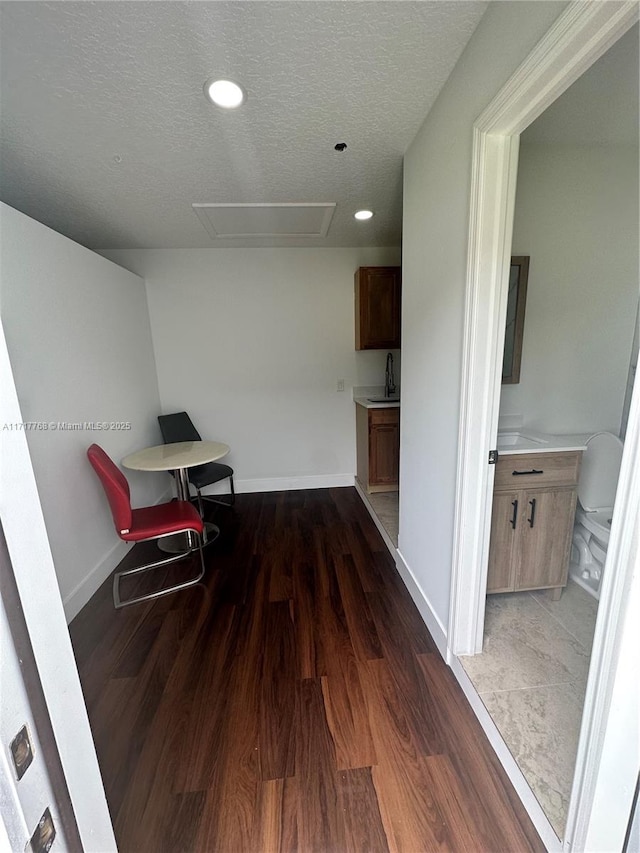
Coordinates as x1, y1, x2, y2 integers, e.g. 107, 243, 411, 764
486, 492, 520, 592
516, 488, 577, 591
369, 411, 400, 487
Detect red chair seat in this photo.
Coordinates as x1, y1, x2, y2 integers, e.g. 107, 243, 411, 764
87, 444, 208, 608
124, 500, 204, 542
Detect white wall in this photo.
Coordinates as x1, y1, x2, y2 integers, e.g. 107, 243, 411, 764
400, 0, 567, 630
501, 143, 639, 434
0, 203, 164, 620
1, 321, 116, 849
101, 247, 400, 492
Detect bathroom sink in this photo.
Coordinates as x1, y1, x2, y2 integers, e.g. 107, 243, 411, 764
497, 430, 548, 449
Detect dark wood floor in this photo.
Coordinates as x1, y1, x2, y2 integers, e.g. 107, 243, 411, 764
70, 488, 544, 853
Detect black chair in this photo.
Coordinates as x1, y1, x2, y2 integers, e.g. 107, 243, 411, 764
158, 412, 235, 516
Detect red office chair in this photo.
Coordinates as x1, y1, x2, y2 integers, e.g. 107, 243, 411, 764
87, 444, 206, 609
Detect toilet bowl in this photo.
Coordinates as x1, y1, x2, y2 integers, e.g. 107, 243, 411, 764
570, 431, 623, 597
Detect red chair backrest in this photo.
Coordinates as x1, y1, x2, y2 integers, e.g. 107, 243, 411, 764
87, 444, 133, 536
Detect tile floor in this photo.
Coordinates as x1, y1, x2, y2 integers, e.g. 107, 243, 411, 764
366, 491, 399, 546
461, 581, 599, 839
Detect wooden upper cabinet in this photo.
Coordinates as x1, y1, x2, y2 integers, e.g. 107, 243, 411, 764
355, 266, 401, 350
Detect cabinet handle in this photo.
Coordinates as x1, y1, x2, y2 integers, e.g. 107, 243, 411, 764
513, 469, 543, 476
528, 498, 537, 528
510, 499, 518, 529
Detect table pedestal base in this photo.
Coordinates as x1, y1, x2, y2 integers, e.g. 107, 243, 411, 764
158, 522, 220, 554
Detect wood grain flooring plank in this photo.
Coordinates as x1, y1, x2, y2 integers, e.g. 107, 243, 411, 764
338, 766, 390, 853
260, 601, 297, 780
269, 527, 295, 602
112, 607, 166, 678
292, 548, 328, 680
296, 678, 346, 853
318, 563, 377, 771
114, 695, 193, 850
105, 607, 190, 819
334, 553, 384, 663
195, 557, 271, 851
345, 522, 389, 593
362, 658, 453, 852
367, 592, 445, 757
250, 777, 299, 853
168, 605, 239, 793
421, 754, 483, 852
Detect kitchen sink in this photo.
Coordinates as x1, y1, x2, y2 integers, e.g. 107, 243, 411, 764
367, 397, 400, 403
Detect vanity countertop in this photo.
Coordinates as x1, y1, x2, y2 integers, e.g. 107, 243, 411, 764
354, 396, 400, 409
497, 428, 589, 456
353, 385, 400, 409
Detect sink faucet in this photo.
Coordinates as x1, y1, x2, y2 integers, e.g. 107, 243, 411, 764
385, 352, 396, 397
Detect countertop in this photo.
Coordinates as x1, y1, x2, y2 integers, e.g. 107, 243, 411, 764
353, 384, 400, 409
497, 429, 588, 456
354, 396, 400, 409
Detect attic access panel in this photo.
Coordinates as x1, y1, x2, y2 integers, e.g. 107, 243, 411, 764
192, 202, 336, 239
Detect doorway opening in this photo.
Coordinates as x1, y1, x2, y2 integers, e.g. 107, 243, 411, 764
460, 25, 638, 837
448, 4, 640, 850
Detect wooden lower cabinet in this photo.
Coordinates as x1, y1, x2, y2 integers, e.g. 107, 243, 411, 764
487, 451, 581, 596
356, 405, 400, 492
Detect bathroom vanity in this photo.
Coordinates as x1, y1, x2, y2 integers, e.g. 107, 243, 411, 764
354, 398, 400, 492
487, 432, 586, 599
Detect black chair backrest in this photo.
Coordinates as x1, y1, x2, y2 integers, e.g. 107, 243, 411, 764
158, 411, 202, 444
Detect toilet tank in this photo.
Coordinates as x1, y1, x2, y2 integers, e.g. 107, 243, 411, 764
578, 432, 624, 511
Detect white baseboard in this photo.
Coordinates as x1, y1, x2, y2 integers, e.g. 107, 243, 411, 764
352, 483, 448, 659
394, 549, 448, 660
63, 488, 172, 623
202, 473, 355, 495
450, 656, 562, 852
63, 539, 129, 623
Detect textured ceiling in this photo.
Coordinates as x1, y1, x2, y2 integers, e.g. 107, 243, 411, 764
0, 1, 487, 249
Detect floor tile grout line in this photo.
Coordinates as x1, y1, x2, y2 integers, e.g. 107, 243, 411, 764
478, 679, 579, 697
526, 589, 593, 653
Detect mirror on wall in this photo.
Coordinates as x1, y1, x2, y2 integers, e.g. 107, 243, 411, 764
502, 256, 530, 384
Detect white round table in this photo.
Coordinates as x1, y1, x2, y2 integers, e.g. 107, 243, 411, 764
122, 440, 230, 552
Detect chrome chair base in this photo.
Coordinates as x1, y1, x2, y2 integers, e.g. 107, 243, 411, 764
157, 522, 219, 553
113, 533, 206, 609
193, 476, 235, 517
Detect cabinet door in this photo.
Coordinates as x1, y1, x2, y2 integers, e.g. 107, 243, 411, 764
356, 267, 401, 350
516, 488, 577, 590
486, 491, 519, 593
369, 419, 400, 486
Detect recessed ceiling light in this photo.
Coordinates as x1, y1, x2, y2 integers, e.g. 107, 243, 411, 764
354, 209, 374, 221
204, 78, 246, 109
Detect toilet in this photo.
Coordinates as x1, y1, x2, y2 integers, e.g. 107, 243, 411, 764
571, 431, 624, 597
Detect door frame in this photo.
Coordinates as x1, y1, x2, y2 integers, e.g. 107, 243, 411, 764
0, 322, 117, 850
447, 1, 639, 848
